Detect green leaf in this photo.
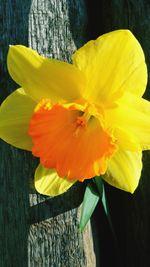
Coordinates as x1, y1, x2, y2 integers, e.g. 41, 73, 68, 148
94, 177, 109, 216
93, 177, 116, 239
94, 177, 108, 214
94, 176, 103, 198
102, 185, 109, 216
101, 185, 115, 236
79, 183, 99, 231
95, 177, 116, 237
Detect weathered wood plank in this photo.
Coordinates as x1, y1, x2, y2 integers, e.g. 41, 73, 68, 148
0, 1, 96, 266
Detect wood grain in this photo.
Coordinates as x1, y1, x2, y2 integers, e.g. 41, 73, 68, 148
0, 1, 96, 266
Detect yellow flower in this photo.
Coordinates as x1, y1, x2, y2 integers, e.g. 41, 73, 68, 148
0, 30, 149, 196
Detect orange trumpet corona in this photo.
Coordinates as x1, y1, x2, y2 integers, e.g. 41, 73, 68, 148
29, 99, 117, 181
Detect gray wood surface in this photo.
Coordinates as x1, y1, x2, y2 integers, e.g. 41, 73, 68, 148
0, 1, 96, 266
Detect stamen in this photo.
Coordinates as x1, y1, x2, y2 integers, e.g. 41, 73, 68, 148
82, 111, 91, 123
75, 111, 92, 136
76, 116, 86, 127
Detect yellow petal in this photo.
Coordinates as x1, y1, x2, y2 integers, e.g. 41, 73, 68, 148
105, 92, 150, 150
7, 45, 86, 102
0, 88, 36, 150
34, 164, 76, 196
73, 30, 147, 104
103, 149, 142, 193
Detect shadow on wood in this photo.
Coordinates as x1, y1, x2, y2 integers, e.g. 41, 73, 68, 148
0, 1, 32, 266
29, 183, 85, 224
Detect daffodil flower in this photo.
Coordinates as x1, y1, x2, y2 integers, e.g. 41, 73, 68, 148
0, 30, 150, 196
